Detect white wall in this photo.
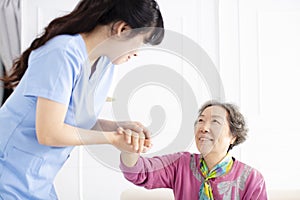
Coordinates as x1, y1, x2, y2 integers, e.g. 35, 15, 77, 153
219, 0, 300, 193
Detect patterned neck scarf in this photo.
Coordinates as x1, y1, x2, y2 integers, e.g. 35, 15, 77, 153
198, 154, 233, 200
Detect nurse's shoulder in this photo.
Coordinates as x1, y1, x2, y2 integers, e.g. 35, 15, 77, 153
29, 34, 87, 64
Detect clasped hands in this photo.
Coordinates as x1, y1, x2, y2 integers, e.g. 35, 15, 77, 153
110, 121, 152, 154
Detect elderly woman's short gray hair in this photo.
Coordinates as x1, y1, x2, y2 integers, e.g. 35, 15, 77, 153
195, 100, 248, 151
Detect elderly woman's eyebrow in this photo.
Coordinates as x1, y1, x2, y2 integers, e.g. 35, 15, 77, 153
211, 115, 224, 119
199, 114, 224, 119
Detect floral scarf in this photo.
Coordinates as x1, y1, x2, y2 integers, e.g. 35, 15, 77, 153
199, 154, 233, 200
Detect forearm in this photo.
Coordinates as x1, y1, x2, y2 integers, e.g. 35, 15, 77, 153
37, 122, 146, 154
36, 97, 116, 147
120, 153, 182, 189
37, 122, 114, 147
121, 151, 140, 167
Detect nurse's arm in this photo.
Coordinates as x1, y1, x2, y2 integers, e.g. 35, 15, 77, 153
94, 119, 151, 140
35, 97, 143, 152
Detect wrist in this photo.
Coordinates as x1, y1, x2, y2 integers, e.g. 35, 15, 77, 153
98, 119, 118, 131
121, 151, 139, 156
103, 131, 116, 145
121, 151, 140, 167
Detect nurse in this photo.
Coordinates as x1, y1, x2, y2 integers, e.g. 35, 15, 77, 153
0, 0, 164, 199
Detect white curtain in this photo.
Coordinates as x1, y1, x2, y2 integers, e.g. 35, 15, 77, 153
0, 0, 21, 104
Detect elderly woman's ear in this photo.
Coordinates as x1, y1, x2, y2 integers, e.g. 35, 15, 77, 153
230, 136, 237, 145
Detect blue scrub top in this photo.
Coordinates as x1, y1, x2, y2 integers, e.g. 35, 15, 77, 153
0, 34, 115, 199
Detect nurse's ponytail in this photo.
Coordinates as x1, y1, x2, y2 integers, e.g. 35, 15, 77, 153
1, 0, 164, 89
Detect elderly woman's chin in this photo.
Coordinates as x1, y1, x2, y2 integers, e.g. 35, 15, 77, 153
197, 144, 213, 157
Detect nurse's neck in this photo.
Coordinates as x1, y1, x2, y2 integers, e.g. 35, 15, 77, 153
80, 25, 111, 63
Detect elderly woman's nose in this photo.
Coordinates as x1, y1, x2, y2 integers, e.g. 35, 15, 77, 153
132, 52, 138, 57
128, 52, 138, 59
199, 123, 210, 133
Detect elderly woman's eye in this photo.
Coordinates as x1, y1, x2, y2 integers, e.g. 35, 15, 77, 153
212, 119, 221, 124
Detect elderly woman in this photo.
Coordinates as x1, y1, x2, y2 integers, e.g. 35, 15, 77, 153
120, 101, 267, 200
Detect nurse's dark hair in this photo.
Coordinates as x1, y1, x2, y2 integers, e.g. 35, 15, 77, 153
195, 100, 248, 151
1, 0, 164, 89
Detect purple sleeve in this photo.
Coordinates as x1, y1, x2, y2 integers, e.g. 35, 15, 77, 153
120, 152, 184, 189
243, 169, 268, 200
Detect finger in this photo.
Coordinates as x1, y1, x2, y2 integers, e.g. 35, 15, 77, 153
127, 123, 143, 133
138, 133, 145, 153
135, 121, 143, 127
142, 147, 149, 153
132, 131, 139, 151
142, 145, 152, 153
144, 139, 152, 147
124, 129, 132, 144
135, 122, 151, 139
117, 127, 124, 134
142, 127, 151, 139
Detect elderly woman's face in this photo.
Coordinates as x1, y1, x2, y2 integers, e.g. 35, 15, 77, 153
194, 106, 236, 157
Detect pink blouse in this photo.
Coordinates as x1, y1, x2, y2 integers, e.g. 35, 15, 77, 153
120, 152, 267, 200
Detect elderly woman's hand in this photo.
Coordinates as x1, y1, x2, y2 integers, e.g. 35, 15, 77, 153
108, 129, 151, 154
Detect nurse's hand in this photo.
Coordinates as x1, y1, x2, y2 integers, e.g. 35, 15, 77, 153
116, 121, 151, 145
